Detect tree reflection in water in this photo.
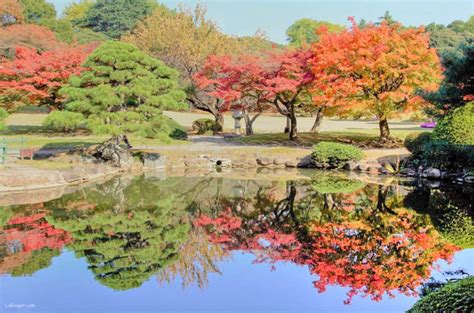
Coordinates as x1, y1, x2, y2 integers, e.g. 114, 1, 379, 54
0, 174, 469, 304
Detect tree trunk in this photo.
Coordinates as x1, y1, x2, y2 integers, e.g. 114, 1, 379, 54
244, 111, 260, 136
289, 110, 298, 141
284, 116, 290, 133
214, 112, 224, 134
378, 115, 391, 141
310, 108, 324, 133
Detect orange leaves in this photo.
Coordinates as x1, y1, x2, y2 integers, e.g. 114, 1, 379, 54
311, 18, 443, 119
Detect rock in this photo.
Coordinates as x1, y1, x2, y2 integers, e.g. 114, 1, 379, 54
343, 161, 359, 171
464, 176, 474, 184
247, 159, 258, 167
0, 168, 67, 192
422, 168, 441, 179
232, 159, 247, 168
285, 160, 298, 168
141, 153, 166, 169
400, 168, 417, 177
273, 158, 287, 166
297, 155, 316, 168
256, 157, 272, 166
356, 163, 370, 172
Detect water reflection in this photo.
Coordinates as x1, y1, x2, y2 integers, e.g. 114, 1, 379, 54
0, 174, 472, 305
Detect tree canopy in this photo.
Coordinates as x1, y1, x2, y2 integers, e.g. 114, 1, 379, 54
19, 0, 56, 24
286, 18, 344, 47
78, 0, 156, 39
311, 18, 442, 141
58, 41, 186, 140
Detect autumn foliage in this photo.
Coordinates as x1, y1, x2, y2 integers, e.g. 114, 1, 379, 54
0, 44, 94, 110
194, 205, 458, 304
195, 48, 315, 139
311, 18, 442, 140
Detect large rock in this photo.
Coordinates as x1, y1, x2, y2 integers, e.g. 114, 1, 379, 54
297, 155, 316, 168
422, 168, 441, 179
256, 157, 272, 166
0, 168, 67, 192
141, 153, 166, 169
273, 157, 287, 166
343, 161, 359, 171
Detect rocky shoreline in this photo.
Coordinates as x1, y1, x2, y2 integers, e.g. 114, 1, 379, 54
1, 148, 472, 194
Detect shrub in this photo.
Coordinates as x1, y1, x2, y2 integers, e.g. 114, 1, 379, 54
428, 190, 474, 249
407, 276, 474, 313
165, 117, 188, 140
404, 132, 432, 157
422, 140, 474, 170
432, 102, 474, 145
311, 175, 366, 194
192, 118, 218, 135
0, 108, 8, 130
43, 111, 85, 132
312, 142, 364, 169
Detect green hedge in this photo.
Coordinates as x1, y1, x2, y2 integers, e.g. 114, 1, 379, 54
404, 132, 432, 157
432, 102, 474, 145
312, 142, 364, 169
407, 276, 474, 313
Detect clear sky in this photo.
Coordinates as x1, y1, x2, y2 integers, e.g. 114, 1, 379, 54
50, 0, 474, 43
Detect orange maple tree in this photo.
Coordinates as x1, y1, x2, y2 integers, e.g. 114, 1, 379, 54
0, 24, 62, 53
0, 44, 95, 110
194, 203, 458, 304
311, 18, 442, 141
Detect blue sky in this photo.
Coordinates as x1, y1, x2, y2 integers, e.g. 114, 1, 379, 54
50, 0, 474, 43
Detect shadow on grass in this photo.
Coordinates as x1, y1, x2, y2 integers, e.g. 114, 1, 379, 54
2, 125, 47, 134
226, 132, 380, 147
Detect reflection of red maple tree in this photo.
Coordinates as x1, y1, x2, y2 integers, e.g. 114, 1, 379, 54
194, 208, 459, 304
5, 213, 71, 252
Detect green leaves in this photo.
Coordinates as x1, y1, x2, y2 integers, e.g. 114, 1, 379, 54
60, 41, 186, 140
78, 0, 156, 39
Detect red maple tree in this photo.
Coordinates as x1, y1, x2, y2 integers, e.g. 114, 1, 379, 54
195, 48, 315, 140
0, 44, 95, 110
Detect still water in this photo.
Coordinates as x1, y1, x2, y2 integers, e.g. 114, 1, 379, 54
1, 172, 473, 313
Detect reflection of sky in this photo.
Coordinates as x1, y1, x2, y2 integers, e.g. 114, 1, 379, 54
1, 248, 473, 313
49, 0, 474, 44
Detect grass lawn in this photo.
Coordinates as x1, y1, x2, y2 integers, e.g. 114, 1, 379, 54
2, 113, 188, 150
225, 129, 429, 147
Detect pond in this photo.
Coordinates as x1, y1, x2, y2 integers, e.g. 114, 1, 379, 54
1, 172, 473, 313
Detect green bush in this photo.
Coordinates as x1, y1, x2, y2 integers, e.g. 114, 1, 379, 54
311, 175, 366, 194
404, 132, 433, 157
43, 111, 85, 132
0, 108, 8, 130
407, 276, 474, 313
428, 190, 474, 249
312, 142, 364, 169
432, 102, 474, 145
192, 118, 218, 135
165, 117, 188, 140
422, 140, 474, 170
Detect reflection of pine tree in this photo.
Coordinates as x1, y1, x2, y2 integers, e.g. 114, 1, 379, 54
46, 176, 192, 290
